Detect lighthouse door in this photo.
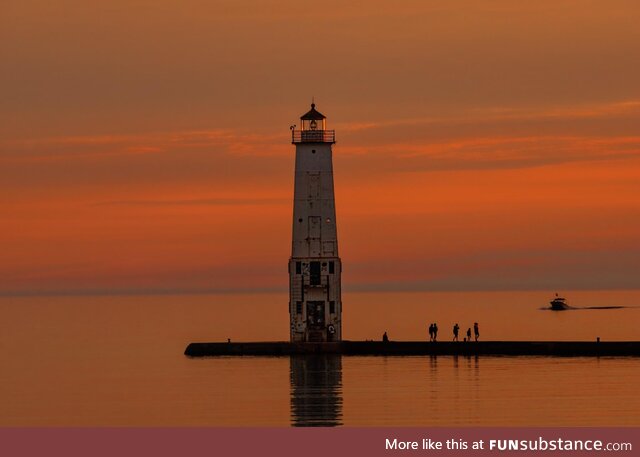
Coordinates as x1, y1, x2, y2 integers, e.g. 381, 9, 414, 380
306, 301, 325, 327
306, 301, 326, 342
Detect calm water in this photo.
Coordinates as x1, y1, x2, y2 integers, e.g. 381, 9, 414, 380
1, 291, 639, 426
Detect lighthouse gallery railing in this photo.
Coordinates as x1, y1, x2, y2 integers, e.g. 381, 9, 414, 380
291, 130, 335, 144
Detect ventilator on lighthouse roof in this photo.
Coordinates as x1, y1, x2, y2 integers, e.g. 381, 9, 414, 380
301, 102, 325, 118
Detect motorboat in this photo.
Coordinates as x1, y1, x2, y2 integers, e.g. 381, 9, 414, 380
550, 293, 570, 310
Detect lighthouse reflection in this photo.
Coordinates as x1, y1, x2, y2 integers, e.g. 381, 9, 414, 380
289, 355, 343, 426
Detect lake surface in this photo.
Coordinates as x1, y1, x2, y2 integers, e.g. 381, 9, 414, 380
1, 290, 639, 426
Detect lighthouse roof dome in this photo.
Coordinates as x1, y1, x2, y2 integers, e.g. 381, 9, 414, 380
300, 103, 326, 120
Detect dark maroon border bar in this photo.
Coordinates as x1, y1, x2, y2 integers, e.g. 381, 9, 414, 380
1, 428, 637, 457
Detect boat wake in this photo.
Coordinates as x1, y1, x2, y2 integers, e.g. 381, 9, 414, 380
580, 305, 628, 310
539, 305, 630, 311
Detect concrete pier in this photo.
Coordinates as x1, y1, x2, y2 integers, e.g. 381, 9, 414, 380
184, 341, 640, 357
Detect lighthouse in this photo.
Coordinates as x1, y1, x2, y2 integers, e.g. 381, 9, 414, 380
289, 103, 342, 342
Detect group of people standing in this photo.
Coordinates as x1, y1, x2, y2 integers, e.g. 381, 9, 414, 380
381, 322, 481, 342
430, 322, 479, 342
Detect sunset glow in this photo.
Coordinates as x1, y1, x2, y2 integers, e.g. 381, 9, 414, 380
2, 1, 639, 295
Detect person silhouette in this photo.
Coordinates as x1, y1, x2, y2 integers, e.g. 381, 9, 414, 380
474, 322, 479, 342
382, 331, 389, 342
428, 323, 434, 341
453, 323, 459, 341
466, 327, 471, 342
433, 323, 438, 342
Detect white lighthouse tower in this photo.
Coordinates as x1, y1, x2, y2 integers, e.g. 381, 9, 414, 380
289, 103, 342, 342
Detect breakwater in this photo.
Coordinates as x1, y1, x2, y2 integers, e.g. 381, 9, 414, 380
184, 340, 640, 357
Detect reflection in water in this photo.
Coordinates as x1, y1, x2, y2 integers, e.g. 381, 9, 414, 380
290, 355, 343, 427
429, 355, 482, 424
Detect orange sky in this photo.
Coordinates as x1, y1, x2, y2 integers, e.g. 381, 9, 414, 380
1, 1, 640, 295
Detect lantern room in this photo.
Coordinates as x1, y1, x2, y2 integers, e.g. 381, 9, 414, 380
291, 102, 335, 144
300, 103, 326, 131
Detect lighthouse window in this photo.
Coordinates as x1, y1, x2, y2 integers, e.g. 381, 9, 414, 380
298, 218, 303, 223
296, 301, 303, 315
295, 262, 301, 274
311, 149, 316, 154
310, 261, 321, 285
330, 301, 335, 314
329, 261, 335, 274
